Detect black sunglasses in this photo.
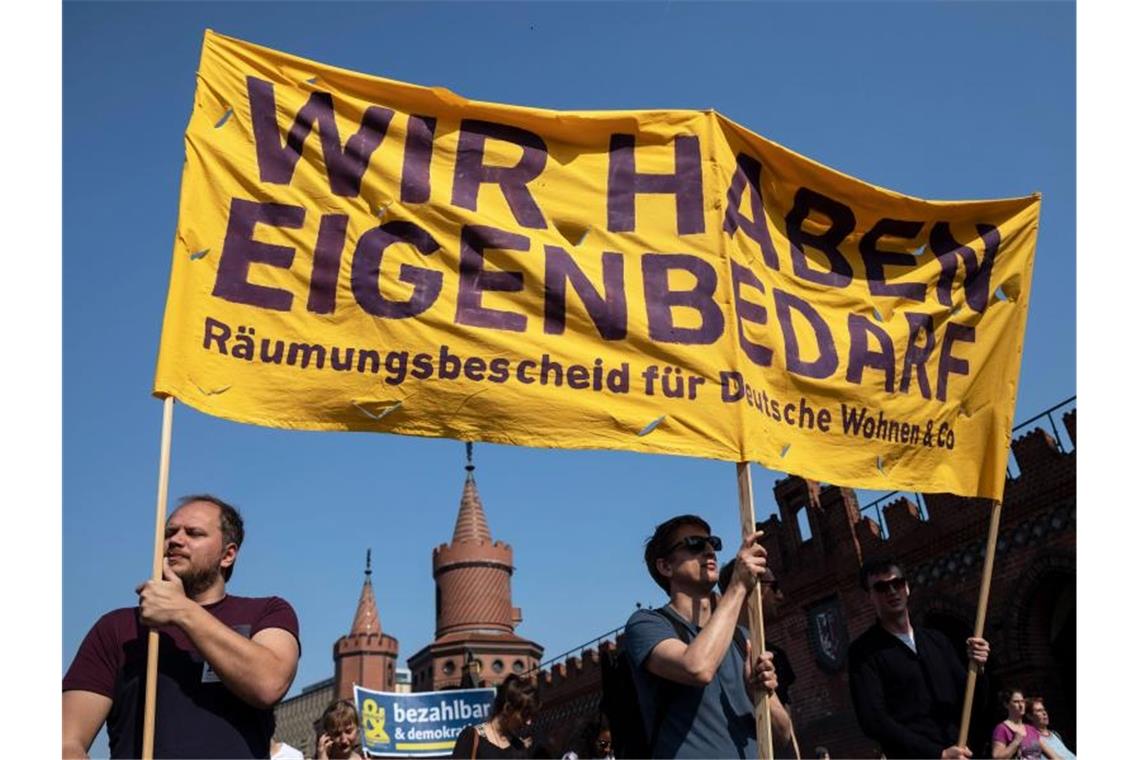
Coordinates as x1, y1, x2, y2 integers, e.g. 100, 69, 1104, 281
871, 577, 907, 594
667, 534, 723, 554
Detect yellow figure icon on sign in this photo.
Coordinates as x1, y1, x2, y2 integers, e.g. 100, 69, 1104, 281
362, 698, 390, 744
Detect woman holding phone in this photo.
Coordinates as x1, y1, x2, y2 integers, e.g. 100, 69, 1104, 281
316, 699, 363, 760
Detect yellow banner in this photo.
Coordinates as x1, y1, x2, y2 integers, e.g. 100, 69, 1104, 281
155, 31, 1040, 498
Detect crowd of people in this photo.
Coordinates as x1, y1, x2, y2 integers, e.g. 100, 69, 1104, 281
61, 496, 1073, 759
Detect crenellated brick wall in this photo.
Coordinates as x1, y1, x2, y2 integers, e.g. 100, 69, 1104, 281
534, 640, 614, 750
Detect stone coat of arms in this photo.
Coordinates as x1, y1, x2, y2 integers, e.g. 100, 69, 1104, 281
806, 596, 849, 672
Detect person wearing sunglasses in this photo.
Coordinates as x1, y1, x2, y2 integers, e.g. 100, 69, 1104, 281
561, 714, 614, 760
848, 557, 991, 759
622, 514, 792, 758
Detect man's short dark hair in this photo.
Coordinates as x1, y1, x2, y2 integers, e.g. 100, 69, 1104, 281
176, 494, 244, 581
644, 514, 711, 594
859, 557, 903, 591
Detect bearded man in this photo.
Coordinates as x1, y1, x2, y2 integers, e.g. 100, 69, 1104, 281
62, 495, 301, 759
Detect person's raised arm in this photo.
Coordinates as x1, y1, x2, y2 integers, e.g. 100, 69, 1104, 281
137, 559, 299, 708
646, 531, 766, 686
183, 621, 298, 708
62, 690, 111, 759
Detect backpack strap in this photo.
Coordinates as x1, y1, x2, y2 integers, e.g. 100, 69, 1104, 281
658, 604, 749, 660
655, 604, 693, 643
648, 608, 755, 750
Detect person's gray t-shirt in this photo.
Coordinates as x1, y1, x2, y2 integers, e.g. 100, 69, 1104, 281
623, 608, 757, 759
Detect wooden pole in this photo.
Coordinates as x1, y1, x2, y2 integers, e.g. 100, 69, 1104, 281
956, 498, 1003, 748
142, 396, 175, 760
736, 462, 773, 760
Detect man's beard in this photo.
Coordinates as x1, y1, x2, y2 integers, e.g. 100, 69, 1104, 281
178, 562, 223, 598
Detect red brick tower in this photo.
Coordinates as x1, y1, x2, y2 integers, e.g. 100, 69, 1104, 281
407, 445, 544, 691
333, 550, 399, 700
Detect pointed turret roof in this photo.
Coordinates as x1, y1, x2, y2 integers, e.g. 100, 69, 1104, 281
451, 443, 492, 544
349, 549, 381, 635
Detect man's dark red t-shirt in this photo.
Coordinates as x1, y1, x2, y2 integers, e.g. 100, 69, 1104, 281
63, 595, 300, 759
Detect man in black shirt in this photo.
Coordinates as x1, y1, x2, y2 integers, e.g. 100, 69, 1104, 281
847, 558, 989, 759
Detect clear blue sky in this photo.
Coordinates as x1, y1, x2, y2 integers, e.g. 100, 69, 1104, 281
63, 1, 1074, 750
